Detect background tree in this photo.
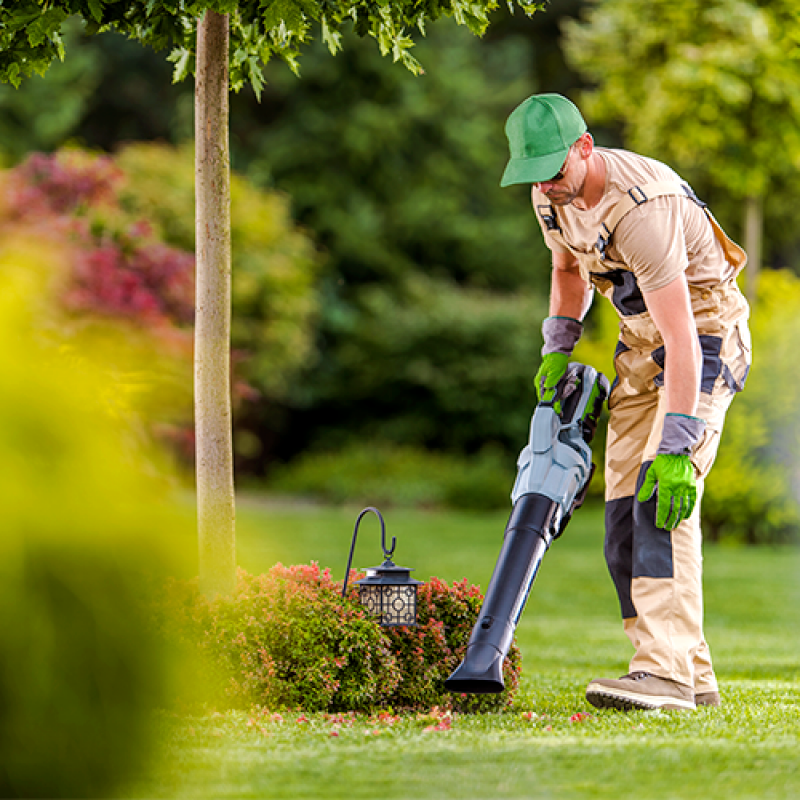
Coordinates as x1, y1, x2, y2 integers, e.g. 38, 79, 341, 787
1, 0, 544, 594
563, 0, 800, 298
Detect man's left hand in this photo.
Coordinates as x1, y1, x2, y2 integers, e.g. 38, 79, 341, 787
637, 453, 697, 530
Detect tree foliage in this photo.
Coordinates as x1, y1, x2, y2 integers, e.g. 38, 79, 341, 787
1, 0, 544, 96
562, 0, 800, 274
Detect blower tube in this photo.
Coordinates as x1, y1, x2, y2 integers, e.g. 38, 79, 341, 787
445, 363, 609, 694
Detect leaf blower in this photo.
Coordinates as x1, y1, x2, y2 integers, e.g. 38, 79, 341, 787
445, 362, 610, 694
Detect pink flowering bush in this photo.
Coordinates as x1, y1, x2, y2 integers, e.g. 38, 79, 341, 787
386, 576, 521, 713
155, 564, 521, 713
6, 151, 195, 333
0, 147, 318, 465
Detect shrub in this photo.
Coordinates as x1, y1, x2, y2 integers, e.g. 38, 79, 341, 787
0, 146, 319, 466
387, 576, 521, 713
157, 564, 401, 713
303, 275, 546, 455
268, 441, 516, 511
156, 564, 522, 714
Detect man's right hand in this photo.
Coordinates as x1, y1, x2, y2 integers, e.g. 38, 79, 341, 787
535, 352, 569, 404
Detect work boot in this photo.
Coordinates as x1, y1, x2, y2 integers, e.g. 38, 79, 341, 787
585, 672, 696, 711
695, 690, 721, 707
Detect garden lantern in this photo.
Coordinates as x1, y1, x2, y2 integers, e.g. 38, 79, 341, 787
341, 507, 423, 627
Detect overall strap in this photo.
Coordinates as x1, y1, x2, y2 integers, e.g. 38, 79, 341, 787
596, 181, 705, 259
536, 203, 562, 234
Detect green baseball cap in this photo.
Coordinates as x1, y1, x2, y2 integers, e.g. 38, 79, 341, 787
500, 93, 587, 187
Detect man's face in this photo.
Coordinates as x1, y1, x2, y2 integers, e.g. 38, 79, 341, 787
532, 138, 587, 206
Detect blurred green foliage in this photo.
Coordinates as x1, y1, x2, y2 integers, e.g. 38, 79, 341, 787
303, 276, 546, 453
270, 440, 516, 510
702, 270, 800, 543
0, 236, 193, 798
237, 23, 553, 460
248, 23, 548, 294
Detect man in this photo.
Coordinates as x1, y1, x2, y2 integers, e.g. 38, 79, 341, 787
501, 93, 751, 711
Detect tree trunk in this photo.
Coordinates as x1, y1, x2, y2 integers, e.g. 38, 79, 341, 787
743, 193, 763, 303
195, 10, 235, 597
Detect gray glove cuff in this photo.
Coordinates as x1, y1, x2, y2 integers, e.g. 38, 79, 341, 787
541, 316, 583, 356
657, 413, 706, 456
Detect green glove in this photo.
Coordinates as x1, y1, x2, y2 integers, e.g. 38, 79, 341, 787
637, 454, 697, 530
535, 352, 569, 405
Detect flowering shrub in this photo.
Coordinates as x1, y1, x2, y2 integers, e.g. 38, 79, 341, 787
386, 576, 521, 713
0, 147, 318, 465
158, 564, 401, 713
155, 564, 521, 714
6, 151, 195, 332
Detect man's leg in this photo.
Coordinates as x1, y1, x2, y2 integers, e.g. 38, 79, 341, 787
590, 387, 732, 710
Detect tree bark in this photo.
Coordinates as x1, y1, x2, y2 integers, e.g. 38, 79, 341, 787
743, 193, 763, 303
195, 10, 235, 597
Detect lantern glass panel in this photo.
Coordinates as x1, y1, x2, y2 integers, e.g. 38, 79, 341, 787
359, 584, 382, 617
381, 584, 417, 626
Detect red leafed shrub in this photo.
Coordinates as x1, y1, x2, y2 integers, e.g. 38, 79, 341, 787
6, 151, 195, 332
385, 576, 521, 713
11, 150, 123, 216
154, 564, 521, 713
158, 564, 401, 713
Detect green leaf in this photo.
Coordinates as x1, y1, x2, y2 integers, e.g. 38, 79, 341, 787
320, 16, 342, 55
247, 55, 265, 100
6, 63, 21, 89
168, 47, 193, 82
87, 0, 104, 23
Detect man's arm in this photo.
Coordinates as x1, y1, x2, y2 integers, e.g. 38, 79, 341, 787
534, 251, 593, 404
637, 273, 703, 529
550, 250, 594, 319
642, 274, 701, 415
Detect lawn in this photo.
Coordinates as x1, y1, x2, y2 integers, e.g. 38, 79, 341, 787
125, 495, 800, 800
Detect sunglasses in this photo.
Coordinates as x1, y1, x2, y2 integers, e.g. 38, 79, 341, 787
544, 148, 572, 183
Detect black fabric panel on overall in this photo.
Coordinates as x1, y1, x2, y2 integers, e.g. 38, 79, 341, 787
651, 345, 666, 388
610, 339, 631, 396
649, 337, 723, 394
632, 460, 674, 579
595, 269, 648, 316
604, 496, 637, 619
722, 362, 749, 393
699, 335, 723, 393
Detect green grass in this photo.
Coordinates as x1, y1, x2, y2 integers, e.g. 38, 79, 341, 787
124, 495, 800, 799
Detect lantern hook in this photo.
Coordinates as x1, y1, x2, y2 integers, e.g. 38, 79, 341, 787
341, 506, 396, 597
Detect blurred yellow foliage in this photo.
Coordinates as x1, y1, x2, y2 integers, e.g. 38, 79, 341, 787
0, 235, 194, 797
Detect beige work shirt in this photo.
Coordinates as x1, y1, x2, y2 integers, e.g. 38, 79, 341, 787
533, 148, 737, 292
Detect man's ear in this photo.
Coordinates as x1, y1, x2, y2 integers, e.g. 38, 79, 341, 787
577, 132, 594, 159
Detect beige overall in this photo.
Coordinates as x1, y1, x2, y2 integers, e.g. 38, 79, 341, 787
539, 181, 751, 690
